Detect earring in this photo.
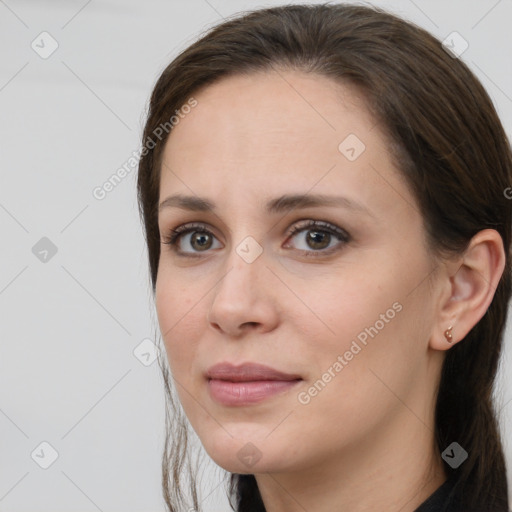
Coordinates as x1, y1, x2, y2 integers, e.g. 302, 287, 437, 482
444, 325, 453, 344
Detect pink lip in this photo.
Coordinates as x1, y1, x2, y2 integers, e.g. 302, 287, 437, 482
206, 362, 302, 406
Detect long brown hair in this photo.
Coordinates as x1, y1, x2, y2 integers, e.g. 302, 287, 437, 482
136, 3, 512, 511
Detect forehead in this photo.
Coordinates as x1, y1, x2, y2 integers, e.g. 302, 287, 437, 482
163, 69, 375, 160
158, 69, 407, 216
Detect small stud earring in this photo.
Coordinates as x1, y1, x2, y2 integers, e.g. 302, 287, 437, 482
444, 325, 453, 343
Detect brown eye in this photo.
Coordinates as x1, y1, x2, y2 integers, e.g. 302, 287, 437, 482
304, 230, 332, 250
161, 223, 221, 255
189, 232, 213, 251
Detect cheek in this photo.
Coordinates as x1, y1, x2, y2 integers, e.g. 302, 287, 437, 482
155, 273, 209, 433
305, 255, 422, 377
291, 297, 417, 442
155, 271, 203, 375
311, 272, 392, 339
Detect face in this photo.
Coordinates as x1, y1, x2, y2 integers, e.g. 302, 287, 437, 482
155, 70, 442, 475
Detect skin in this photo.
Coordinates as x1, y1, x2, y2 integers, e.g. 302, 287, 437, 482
155, 69, 505, 512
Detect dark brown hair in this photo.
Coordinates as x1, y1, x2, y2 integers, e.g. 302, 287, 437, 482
136, 3, 512, 511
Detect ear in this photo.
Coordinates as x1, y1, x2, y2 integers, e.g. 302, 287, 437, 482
430, 229, 506, 351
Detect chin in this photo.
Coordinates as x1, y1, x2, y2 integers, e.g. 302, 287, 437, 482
199, 432, 284, 474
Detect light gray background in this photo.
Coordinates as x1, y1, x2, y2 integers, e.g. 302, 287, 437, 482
1, 0, 511, 511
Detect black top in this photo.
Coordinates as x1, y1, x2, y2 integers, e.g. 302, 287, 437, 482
414, 475, 461, 512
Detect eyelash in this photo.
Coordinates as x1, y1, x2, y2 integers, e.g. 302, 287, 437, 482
161, 220, 351, 258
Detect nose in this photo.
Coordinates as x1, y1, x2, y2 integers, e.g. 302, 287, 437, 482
207, 245, 279, 337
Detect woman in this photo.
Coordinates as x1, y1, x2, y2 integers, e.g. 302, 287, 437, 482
137, 3, 511, 511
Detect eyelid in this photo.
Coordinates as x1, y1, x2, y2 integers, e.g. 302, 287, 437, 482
285, 219, 349, 241
162, 219, 350, 257
283, 219, 350, 257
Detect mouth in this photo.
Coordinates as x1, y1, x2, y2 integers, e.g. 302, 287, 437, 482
205, 361, 303, 406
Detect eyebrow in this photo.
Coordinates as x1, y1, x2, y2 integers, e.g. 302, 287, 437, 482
158, 193, 374, 217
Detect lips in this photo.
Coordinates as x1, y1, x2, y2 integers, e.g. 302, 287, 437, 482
205, 362, 302, 382
206, 362, 303, 406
